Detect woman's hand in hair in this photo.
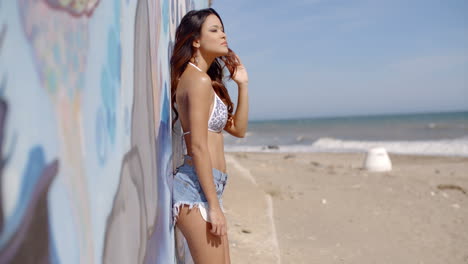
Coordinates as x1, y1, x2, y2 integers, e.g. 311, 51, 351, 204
232, 55, 249, 85
208, 205, 227, 236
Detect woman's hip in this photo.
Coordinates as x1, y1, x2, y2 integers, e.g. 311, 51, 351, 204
172, 157, 228, 203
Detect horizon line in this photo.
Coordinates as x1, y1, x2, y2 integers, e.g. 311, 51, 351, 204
249, 108, 468, 123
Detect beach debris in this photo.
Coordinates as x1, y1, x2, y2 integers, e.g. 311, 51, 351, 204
230, 239, 239, 247
266, 188, 281, 198
434, 169, 440, 174
288, 192, 304, 199
437, 184, 467, 195
363, 147, 392, 172
430, 191, 436, 196
310, 161, 322, 167
451, 203, 460, 209
263, 145, 279, 150
321, 199, 327, 204
283, 154, 295, 159
241, 229, 252, 234
235, 153, 248, 159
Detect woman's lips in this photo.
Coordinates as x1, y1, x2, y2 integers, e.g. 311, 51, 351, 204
221, 41, 227, 46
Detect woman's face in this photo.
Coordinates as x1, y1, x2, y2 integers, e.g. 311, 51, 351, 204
196, 14, 228, 57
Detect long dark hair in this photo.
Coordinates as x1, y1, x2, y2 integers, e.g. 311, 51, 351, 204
170, 8, 240, 130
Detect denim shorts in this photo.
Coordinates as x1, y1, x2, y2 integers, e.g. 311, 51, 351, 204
172, 155, 228, 227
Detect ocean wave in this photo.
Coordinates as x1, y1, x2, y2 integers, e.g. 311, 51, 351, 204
224, 136, 468, 157
426, 123, 468, 130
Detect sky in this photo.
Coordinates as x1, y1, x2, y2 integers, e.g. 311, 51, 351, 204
211, 0, 468, 121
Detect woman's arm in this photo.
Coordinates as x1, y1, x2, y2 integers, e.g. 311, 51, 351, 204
224, 59, 249, 138
186, 75, 220, 208
224, 83, 249, 137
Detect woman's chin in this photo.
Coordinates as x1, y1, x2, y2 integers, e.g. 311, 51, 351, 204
219, 51, 229, 57
214, 48, 229, 57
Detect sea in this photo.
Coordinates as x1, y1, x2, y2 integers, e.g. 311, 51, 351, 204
223, 111, 468, 157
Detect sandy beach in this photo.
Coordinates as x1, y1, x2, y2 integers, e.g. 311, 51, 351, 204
222, 152, 468, 264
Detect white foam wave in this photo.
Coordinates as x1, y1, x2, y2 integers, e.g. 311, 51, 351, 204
225, 137, 468, 157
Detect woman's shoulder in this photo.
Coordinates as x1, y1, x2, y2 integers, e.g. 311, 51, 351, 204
179, 69, 212, 94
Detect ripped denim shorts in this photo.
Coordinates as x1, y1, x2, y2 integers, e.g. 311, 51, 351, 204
172, 155, 228, 228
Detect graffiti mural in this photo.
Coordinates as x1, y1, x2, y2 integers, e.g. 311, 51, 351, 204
0, 0, 208, 263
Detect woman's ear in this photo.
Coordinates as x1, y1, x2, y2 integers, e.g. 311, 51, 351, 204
192, 39, 200, 48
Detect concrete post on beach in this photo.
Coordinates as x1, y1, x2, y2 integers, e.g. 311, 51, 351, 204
363, 147, 392, 172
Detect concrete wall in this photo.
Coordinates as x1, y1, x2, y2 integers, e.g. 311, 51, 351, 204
0, 0, 208, 263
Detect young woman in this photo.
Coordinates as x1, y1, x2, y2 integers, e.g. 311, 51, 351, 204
170, 8, 249, 264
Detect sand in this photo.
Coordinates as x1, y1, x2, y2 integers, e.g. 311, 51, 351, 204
222, 152, 468, 264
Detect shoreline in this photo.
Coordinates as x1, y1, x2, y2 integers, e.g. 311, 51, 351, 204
225, 149, 468, 158
223, 152, 468, 264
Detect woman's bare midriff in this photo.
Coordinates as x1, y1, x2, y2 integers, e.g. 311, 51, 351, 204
184, 131, 227, 174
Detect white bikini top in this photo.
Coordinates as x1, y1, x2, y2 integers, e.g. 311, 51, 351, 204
182, 62, 228, 136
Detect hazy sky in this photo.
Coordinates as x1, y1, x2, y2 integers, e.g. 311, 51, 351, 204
212, 0, 468, 121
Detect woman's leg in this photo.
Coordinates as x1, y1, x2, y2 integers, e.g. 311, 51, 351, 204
176, 205, 229, 264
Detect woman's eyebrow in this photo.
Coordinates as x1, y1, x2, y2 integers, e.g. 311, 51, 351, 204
210, 25, 224, 30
